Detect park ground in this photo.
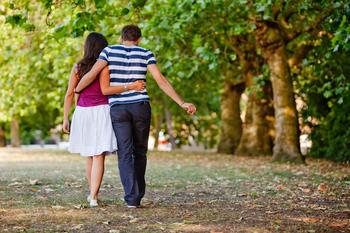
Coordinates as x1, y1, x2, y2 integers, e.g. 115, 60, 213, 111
0, 149, 349, 233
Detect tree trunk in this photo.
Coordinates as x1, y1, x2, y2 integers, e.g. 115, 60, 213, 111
232, 48, 275, 157
11, 118, 20, 147
0, 124, 6, 147
152, 113, 163, 150
165, 108, 176, 150
255, 21, 303, 163
236, 85, 274, 156
217, 80, 245, 154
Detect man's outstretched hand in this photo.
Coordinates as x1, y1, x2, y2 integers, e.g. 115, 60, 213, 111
181, 103, 197, 115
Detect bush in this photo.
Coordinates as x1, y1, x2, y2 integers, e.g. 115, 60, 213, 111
309, 95, 350, 162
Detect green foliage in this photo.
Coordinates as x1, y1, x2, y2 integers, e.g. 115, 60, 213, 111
5, 14, 26, 26
94, 0, 106, 9
5, 13, 35, 31
250, 64, 270, 99
0, 0, 349, 158
72, 12, 95, 37
296, 6, 350, 162
306, 64, 350, 162
132, 0, 147, 9
332, 16, 350, 51
309, 95, 350, 162
40, 0, 53, 9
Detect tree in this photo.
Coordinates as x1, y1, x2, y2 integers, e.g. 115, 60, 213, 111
2, 0, 349, 163
217, 73, 244, 154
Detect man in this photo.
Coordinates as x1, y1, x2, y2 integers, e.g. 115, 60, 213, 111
75, 25, 196, 208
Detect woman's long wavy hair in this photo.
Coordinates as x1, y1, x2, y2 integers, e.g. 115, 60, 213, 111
77, 32, 108, 79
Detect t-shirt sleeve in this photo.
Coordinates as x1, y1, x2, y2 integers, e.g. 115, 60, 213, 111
98, 47, 109, 62
146, 51, 157, 65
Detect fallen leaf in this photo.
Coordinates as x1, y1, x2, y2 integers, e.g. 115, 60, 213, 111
197, 200, 205, 204
8, 182, 22, 186
71, 224, 83, 230
295, 171, 304, 176
12, 226, 26, 232
29, 179, 39, 185
136, 224, 148, 230
73, 204, 84, 209
210, 230, 224, 233
102, 221, 110, 225
141, 199, 154, 206
317, 183, 328, 193
129, 218, 139, 223
298, 182, 308, 188
299, 188, 311, 193
52, 205, 64, 210
122, 214, 135, 219
109, 230, 120, 233
329, 221, 348, 228
302, 217, 320, 223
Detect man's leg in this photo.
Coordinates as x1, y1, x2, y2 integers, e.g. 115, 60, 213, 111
130, 101, 151, 205
110, 105, 139, 206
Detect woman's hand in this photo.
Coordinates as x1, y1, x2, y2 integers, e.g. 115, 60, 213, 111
63, 119, 70, 134
129, 80, 146, 91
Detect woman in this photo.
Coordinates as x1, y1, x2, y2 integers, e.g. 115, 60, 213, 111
63, 32, 145, 207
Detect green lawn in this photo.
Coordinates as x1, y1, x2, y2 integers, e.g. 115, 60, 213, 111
0, 149, 349, 232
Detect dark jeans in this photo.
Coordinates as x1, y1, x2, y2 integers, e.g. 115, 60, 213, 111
110, 101, 151, 206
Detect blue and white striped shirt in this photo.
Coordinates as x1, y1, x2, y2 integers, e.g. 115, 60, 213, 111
98, 44, 157, 105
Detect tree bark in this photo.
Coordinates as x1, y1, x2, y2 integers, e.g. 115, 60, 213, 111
11, 118, 20, 147
0, 124, 6, 147
236, 83, 274, 156
217, 79, 245, 154
255, 21, 303, 163
232, 49, 275, 157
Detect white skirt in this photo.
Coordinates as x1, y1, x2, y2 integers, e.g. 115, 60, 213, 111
68, 104, 118, 156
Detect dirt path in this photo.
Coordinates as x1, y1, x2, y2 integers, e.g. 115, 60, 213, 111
0, 149, 349, 232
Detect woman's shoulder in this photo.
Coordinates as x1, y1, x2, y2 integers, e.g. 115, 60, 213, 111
73, 64, 79, 72
69, 64, 80, 80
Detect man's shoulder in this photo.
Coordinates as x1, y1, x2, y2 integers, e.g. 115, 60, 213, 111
133, 45, 152, 53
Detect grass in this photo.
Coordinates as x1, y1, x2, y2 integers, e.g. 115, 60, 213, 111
0, 148, 349, 232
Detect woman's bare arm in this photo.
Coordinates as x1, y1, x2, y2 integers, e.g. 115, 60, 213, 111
99, 66, 146, 95
63, 65, 79, 133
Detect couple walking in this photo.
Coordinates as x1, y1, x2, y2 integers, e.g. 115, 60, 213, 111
63, 25, 196, 208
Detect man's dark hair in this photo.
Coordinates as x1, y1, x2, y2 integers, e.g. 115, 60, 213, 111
121, 24, 142, 41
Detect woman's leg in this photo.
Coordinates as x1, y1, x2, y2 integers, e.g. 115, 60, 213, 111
90, 154, 105, 200
86, 157, 93, 191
